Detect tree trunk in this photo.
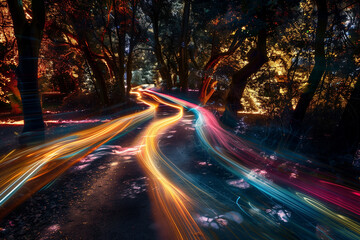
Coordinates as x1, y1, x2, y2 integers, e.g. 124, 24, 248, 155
290, 0, 328, 131
199, 31, 244, 104
222, 30, 268, 127
16, 40, 44, 133
178, 0, 190, 92
113, 0, 126, 100
7, 0, 45, 143
118, 30, 126, 99
126, 0, 137, 97
126, 52, 133, 97
152, 15, 172, 89
83, 45, 109, 106
331, 77, 360, 157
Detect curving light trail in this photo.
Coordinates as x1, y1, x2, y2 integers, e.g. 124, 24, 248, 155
2, 89, 360, 239
137, 91, 205, 240
145, 89, 360, 239
0, 91, 157, 218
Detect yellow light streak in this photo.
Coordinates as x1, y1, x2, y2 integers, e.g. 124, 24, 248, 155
137, 92, 205, 240
0, 91, 157, 219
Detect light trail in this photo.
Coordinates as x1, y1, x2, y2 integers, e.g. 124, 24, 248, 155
2, 89, 360, 239
0, 91, 157, 219
146, 90, 360, 239
137, 91, 205, 240
0, 119, 110, 126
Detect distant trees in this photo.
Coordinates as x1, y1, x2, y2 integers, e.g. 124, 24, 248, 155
140, 0, 173, 89
1, 0, 360, 155
46, 0, 145, 105
0, 2, 20, 114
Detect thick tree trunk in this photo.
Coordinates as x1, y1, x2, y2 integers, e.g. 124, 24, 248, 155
83, 46, 109, 106
178, 0, 190, 92
222, 30, 267, 127
7, 0, 45, 143
152, 15, 172, 89
290, 0, 328, 131
16, 41, 45, 133
199, 31, 244, 104
331, 77, 360, 157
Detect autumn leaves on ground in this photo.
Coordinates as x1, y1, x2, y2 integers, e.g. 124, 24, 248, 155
1, 0, 360, 239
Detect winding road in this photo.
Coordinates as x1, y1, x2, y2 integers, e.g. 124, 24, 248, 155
1, 89, 360, 240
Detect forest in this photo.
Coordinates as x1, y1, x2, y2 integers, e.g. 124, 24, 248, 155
0, 0, 360, 239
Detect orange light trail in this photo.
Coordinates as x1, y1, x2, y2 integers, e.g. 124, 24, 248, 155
0, 91, 157, 218
137, 91, 205, 240
145, 90, 360, 239
4, 89, 360, 239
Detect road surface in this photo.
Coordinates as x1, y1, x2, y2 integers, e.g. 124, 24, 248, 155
0, 89, 360, 240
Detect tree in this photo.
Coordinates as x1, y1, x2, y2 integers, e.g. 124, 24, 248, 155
222, 29, 268, 126
6, 0, 46, 143
329, 3, 360, 157
141, 0, 173, 89
290, 0, 328, 131
191, 0, 245, 104
178, 0, 190, 92
220, 0, 271, 126
202, 0, 300, 126
0, 2, 21, 114
126, 0, 141, 97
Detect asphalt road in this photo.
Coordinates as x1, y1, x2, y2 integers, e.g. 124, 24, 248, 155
1, 90, 360, 240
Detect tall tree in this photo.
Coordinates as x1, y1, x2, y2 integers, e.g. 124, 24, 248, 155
178, 0, 190, 92
222, 29, 268, 126
290, 0, 328, 131
6, 0, 46, 143
54, 6, 111, 106
113, 0, 126, 100
126, 0, 140, 97
199, 30, 244, 104
141, 0, 172, 89
191, 0, 245, 104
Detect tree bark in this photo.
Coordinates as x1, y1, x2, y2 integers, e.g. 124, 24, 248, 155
290, 0, 328, 131
222, 30, 268, 127
83, 44, 110, 106
178, 0, 190, 92
7, 0, 45, 142
199, 30, 244, 104
152, 14, 172, 89
126, 52, 133, 97
113, 0, 126, 100
126, 0, 138, 97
